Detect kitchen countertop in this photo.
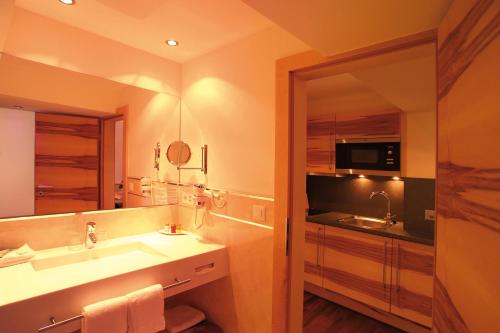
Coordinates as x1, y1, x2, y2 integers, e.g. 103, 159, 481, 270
307, 211, 434, 246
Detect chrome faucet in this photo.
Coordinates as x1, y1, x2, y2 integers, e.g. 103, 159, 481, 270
369, 191, 396, 225
85, 222, 97, 249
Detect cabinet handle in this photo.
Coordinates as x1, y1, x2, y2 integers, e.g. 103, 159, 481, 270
164, 278, 191, 290
397, 243, 401, 292
383, 241, 387, 290
316, 227, 321, 267
328, 131, 332, 170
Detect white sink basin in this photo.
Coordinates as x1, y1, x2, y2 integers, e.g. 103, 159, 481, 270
31, 242, 166, 271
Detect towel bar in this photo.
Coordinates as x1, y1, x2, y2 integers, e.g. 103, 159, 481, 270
37, 278, 192, 332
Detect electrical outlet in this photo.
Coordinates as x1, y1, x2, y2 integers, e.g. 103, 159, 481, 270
425, 209, 435, 221
252, 205, 266, 222
181, 191, 195, 206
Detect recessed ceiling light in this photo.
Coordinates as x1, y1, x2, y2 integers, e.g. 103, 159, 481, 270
165, 39, 179, 47
58, 0, 76, 5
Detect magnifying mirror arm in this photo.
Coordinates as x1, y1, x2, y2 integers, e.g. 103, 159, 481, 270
154, 142, 161, 171
177, 145, 208, 174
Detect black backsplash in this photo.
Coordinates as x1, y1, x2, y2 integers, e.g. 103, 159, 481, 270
307, 175, 435, 236
404, 178, 436, 236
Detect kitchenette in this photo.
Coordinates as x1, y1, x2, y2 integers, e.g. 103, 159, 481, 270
303, 44, 436, 332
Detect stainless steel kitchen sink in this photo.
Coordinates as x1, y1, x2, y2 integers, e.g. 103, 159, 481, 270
337, 216, 392, 229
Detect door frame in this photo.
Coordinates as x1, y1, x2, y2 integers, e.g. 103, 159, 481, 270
100, 106, 129, 209
272, 29, 437, 333
100, 114, 124, 209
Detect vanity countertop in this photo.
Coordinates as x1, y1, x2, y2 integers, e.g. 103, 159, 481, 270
307, 212, 434, 246
0, 232, 227, 308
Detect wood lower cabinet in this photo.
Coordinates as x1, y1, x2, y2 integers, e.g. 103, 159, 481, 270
391, 239, 434, 327
304, 222, 324, 287
306, 224, 435, 328
323, 226, 392, 312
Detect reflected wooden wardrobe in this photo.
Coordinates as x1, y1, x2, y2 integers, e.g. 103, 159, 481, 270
34, 113, 100, 215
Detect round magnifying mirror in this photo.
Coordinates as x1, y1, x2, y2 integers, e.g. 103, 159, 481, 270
166, 140, 191, 167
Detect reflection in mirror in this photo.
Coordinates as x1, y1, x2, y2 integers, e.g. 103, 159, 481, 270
166, 140, 192, 167
0, 54, 180, 219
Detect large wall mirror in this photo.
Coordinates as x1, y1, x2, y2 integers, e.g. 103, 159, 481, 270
0, 53, 181, 219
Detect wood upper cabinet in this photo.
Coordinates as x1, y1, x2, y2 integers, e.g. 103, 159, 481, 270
304, 222, 324, 287
323, 226, 392, 312
391, 239, 434, 327
336, 109, 401, 139
306, 112, 334, 173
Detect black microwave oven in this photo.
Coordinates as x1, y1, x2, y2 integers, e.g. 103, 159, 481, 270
335, 138, 400, 176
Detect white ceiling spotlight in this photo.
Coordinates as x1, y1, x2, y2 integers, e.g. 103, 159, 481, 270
58, 0, 76, 5
165, 39, 179, 47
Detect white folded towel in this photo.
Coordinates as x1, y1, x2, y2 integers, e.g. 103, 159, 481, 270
0, 244, 35, 268
127, 284, 165, 333
164, 305, 206, 333
82, 296, 128, 333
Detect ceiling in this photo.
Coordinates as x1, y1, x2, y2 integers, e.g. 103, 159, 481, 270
14, 0, 273, 63
13, 1, 451, 65
241, 0, 452, 56
307, 43, 436, 114
307, 73, 398, 115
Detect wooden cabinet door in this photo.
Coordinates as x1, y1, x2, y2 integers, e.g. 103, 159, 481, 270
307, 113, 334, 173
323, 226, 392, 312
391, 239, 434, 327
336, 109, 401, 139
304, 222, 324, 287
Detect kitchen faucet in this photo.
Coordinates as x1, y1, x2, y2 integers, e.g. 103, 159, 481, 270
85, 222, 97, 249
369, 191, 396, 225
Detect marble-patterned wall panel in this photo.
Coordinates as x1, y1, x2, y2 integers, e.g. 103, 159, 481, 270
434, 0, 500, 332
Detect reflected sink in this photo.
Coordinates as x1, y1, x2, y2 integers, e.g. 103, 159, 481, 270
31, 242, 166, 271
337, 216, 392, 229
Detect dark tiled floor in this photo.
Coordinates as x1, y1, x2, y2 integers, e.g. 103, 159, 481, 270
303, 292, 405, 333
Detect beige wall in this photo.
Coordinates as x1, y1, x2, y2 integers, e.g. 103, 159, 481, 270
0, 205, 175, 251
0, 107, 34, 217
119, 87, 180, 185
404, 111, 436, 179
177, 26, 308, 332
181, 26, 308, 197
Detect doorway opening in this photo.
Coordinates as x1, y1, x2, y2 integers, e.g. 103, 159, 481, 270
272, 30, 437, 333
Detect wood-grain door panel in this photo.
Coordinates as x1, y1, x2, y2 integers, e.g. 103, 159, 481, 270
323, 226, 392, 312
434, 0, 500, 332
391, 239, 434, 327
304, 222, 324, 287
35, 113, 100, 215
